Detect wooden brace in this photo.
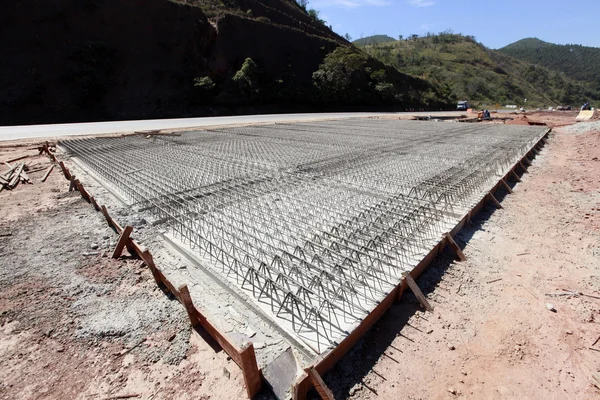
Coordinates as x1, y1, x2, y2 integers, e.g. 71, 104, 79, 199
178, 285, 200, 327
510, 169, 521, 182
487, 192, 503, 209
403, 273, 434, 312
112, 225, 133, 258
443, 233, 466, 261
500, 178, 513, 194
304, 367, 334, 400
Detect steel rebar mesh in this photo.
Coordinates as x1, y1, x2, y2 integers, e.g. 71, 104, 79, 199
61, 119, 545, 353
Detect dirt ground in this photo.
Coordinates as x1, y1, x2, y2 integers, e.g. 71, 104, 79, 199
1, 115, 599, 399
0, 146, 247, 399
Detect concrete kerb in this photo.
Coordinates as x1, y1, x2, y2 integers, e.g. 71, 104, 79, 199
50, 151, 263, 399
292, 127, 552, 400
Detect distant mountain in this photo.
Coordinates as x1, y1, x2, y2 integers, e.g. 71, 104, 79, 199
499, 38, 600, 86
353, 35, 396, 46
357, 33, 600, 107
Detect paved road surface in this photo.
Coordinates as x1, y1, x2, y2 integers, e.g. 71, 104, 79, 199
0, 112, 467, 142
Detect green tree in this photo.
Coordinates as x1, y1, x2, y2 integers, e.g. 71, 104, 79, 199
307, 9, 325, 24
232, 58, 259, 97
193, 76, 216, 102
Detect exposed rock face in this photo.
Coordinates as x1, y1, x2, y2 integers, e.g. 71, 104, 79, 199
0, 0, 443, 125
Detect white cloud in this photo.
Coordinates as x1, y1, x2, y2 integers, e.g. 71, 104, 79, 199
311, 0, 390, 8
366, 0, 392, 5
408, 0, 435, 7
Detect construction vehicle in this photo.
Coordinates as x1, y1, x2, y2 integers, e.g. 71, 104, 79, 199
457, 100, 470, 111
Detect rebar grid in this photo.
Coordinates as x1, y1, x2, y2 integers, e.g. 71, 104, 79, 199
61, 120, 545, 353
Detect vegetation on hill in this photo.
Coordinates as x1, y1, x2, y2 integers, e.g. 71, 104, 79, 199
358, 32, 600, 108
1, 0, 451, 125
312, 47, 448, 108
353, 35, 397, 46
500, 38, 600, 88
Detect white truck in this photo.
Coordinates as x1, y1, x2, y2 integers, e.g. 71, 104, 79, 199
456, 101, 470, 111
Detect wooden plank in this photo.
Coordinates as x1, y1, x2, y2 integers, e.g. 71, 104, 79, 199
304, 367, 334, 400
240, 343, 263, 399
41, 164, 55, 182
101, 205, 123, 233
101, 205, 112, 227
6, 154, 30, 163
8, 163, 24, 188
25, 166, 47, 174
140, 249, 165, 287
178, 285, 201, 327
75, 180, 91, 202
519, 160, 528, 171
89, 196, 101, 211
112, 225, 133, 259
292, 372, 309, 400
403, 273, 434, 312
500, 178, 513, 194
510, 169, 521, 182
443, 232, 466, 261
487, 192, 503, 209
19, 168, 32, 184
69, 175, 76, 191
59, 161, 71, 180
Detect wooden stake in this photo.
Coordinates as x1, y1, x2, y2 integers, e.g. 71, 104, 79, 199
101, 205, 111, 226
69, 175, 76, 191
240, 343, 263, 399
59, 161, 71, 180
519, 160, 528, 171
90, 196, 100, 211
178, 285, 200, 327
6, 154, 30, 163
141, 250, 164, 288
304, 367, 334, 400
510, 169, 521, 182
41, 164, 54, 182
293, 373, 309, 400
112, 225, 133, 258
74, 180, 91, 202
500, 178, 513, 194
443, 233, 466, 261
487, 192, 503, 209
403, 273, 434, 312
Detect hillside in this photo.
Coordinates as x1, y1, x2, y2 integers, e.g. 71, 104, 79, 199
0, 0, 450, 125
500, 38, 600, 87
353, 35, 397, 46
358, 33, 600, 108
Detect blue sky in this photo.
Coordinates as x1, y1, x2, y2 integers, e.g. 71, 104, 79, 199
311, 0, 600, 49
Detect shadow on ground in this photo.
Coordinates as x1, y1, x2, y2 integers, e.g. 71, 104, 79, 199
313, 165, 532, 399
